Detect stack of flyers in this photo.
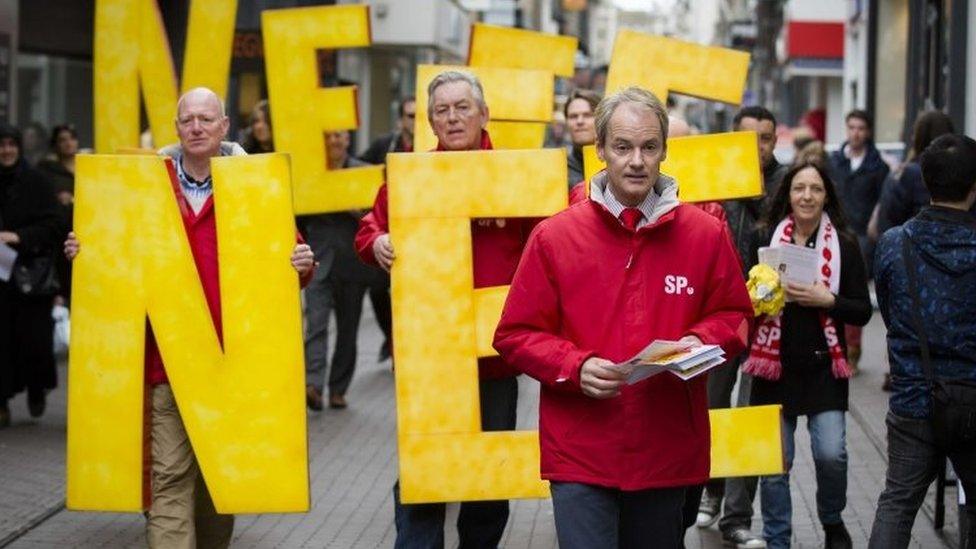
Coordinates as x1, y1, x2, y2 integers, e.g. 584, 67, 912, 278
620, 340, 727, 384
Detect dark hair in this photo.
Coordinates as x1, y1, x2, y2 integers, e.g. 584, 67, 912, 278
845, 109, 873, 131
919, 134, 976, 203
242, 100, 273, 153
49, 123, 78, 150
563, 88, 601, 119
732, 106, 777, 130
761, 161, 850, 234
909, 110, 954, 160
398, 96, 416, 118
0, 123, 23, 149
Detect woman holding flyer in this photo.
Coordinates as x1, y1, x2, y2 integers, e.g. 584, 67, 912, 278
745, 161, 872, 549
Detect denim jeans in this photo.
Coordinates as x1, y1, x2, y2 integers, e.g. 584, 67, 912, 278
550, 482, 686, 549
760, 410, 847, 549
868, 411, 976, 549
392, 378, 518, 549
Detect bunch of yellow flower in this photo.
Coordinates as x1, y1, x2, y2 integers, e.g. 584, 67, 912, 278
746, 263, 784, 317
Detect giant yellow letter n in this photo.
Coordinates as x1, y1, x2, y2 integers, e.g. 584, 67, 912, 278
94, 0, 236, 152
388, 150, 567, 503
66, 154, 308, 513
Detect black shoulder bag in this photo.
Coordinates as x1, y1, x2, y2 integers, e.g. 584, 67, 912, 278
902, 235, 976, 450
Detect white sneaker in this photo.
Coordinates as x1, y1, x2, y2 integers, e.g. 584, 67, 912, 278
695, 494, 721, 528
723, 527, 766, 548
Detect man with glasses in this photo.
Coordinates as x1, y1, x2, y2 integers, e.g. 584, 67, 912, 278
357, 97, 416, 364
356, 70, 531, 548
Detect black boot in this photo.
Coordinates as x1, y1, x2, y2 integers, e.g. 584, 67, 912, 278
0, 400, 10, 428
27, 388, 46, 418
823, 522, 852, 549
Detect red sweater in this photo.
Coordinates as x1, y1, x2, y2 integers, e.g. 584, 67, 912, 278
146, 161, 312, 385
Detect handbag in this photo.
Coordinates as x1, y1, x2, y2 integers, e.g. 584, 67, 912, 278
12, 253, 60, 296
902, 235, 976, 450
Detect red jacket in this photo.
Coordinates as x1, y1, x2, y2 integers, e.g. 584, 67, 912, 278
354, 131, 533, 379
494, 174, 752, 489
146, 157, 312, 385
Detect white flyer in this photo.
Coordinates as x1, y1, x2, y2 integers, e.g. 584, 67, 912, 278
0, 242, 17, 282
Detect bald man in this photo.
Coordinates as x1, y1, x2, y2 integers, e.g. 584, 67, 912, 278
66, 87, 315, 548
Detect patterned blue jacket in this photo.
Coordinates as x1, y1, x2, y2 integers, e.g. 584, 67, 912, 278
875, 206, 976, 418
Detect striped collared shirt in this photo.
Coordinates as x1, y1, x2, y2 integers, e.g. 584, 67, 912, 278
592, 176, 659, 230
175, 153, 213, 214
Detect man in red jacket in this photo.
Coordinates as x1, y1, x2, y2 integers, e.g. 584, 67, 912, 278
494, 87, 752, 549
355, 70, 533, 548
66, 87, 315, 549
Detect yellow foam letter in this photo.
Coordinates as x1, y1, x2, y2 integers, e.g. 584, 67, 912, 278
66, 153, 308, 513
468, 23, 577, 77
388, 149, 567, 503
262, 5, 384, 214
581, 31, 762, 202
94, 0, 236, 153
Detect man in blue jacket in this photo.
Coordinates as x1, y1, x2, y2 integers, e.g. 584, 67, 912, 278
869, 134, 976, 548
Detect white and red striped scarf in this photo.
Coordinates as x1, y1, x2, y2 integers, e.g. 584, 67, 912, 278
742, 212, 852, 381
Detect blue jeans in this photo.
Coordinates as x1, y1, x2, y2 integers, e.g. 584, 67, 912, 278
392, 378, 517, 549
550, 482, 686, 549
760, 410, 847, 549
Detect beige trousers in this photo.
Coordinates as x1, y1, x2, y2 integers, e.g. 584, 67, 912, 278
147, 385, 234, 549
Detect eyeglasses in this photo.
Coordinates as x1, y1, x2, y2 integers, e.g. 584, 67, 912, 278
432, 103, 476, 121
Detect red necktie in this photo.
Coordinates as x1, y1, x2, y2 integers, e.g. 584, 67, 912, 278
620, 207, 643, 230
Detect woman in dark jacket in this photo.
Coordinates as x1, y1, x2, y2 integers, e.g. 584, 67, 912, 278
36, 123, 79, 302
744, 161, 872, 549
0, 124, 64, 427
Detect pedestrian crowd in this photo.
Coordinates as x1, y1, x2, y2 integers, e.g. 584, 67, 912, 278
1, 67, 974, 549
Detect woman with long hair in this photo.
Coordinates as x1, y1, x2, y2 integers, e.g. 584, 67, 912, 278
745, 161, 872, 549
242, 99, 274, 154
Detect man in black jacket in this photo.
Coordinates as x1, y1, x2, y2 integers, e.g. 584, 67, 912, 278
356, 98, 414, 362
828, 110, 889, 274
303, 130, 388, 410
360, 96, 415, 164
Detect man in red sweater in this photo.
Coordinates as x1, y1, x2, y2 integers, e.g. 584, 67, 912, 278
66, 87, 314, 548
355, 70, 533, 548
494, 87, 752, 549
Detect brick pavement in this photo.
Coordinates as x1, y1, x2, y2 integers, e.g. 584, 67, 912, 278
0, 307, 963, 548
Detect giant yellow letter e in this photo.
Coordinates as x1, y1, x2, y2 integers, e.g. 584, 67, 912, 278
387, 149, 567, 503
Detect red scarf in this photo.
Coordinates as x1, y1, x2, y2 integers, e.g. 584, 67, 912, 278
742, 213, 852, 381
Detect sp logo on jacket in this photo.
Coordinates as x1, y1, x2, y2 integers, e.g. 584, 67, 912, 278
664, 275, 695, 295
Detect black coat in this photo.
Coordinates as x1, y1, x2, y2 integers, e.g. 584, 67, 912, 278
359, 131, 410, 166
828, 143, 890, 235
877, 162, 976, 234
749, 226, 873, 417
1, 159, 65, 400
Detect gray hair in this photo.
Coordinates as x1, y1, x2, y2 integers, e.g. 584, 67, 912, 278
176, 87, 226, 118
426, 70, 487, 119
594, 86, 669, 147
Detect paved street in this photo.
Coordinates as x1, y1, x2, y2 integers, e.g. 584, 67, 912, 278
0, 305, 963, 548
